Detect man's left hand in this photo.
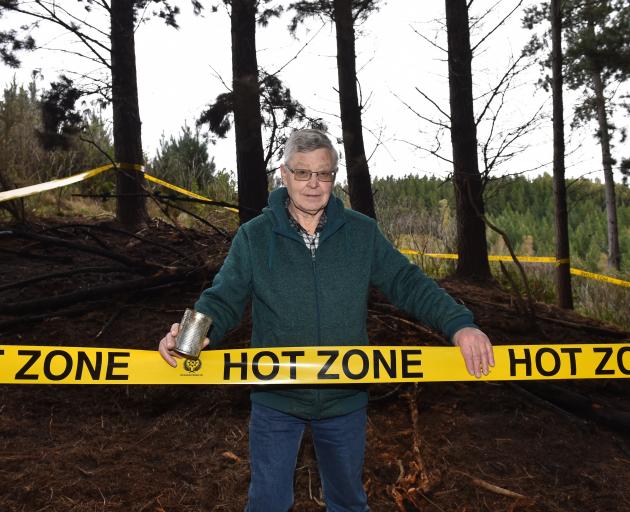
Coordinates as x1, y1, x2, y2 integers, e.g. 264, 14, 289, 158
452, 327, 494, 378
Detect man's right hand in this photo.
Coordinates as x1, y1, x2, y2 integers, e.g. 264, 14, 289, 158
158, 323, 209, 367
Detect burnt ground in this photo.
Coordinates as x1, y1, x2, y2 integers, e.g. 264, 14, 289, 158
0, 217, 629, 512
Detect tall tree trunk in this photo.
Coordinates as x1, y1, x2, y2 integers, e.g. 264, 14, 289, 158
332, 0, 376, 219
551, 0, 573, 309
231, 0, 268, 224
444, 0, 491, 280
591, 67, 621, 270
110, 0, 147, 230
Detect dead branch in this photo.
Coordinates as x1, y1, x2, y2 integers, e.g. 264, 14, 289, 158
1, 230, 162, 272
498, 261, 528, 315
0, 304, 99, 332
0, 246, 72, 264
158, 197, 232, 240
517, 381, 630, 436
0, 266, 133, 293
0, 268, 211, 316
453, 470, 526, 498
404, 383, 441, 493
471, 0, 525, 54
43, 223, 195, 261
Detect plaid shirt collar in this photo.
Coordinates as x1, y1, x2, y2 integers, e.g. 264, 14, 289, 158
285, 197, 327, 257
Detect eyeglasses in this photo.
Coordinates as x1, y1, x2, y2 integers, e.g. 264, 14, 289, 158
285, 165, 337, 182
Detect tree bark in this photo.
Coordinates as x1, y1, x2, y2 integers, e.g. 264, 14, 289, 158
591, 67, 621, 270
110, 0, 147, 230
231, 0, 268, 224
551, 0, 573, 309
332, 0, 376, 219
444, 0, 491, 280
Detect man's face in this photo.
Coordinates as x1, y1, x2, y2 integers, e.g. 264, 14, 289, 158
281, 148, 335, 215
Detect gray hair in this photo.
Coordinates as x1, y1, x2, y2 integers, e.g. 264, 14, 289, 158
283, 129, 339, 170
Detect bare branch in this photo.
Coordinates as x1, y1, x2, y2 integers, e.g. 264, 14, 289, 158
410, 25, 446, 53
469, 0, 502, 30
6, 1, 111, 67
396, 137, 453, 164
35, 46, 108, 67
207, 64, 232, 92
393, 92, 450, 130
471, 0, 524, 55
475, 55, 525, 125
39, 0, 109, 39
268, 22, 326, 77
415, 87, 451, 121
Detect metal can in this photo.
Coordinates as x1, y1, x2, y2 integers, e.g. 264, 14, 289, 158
174, 308, 213, 359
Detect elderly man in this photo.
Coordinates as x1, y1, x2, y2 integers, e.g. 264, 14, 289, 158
159, 128, 494, 512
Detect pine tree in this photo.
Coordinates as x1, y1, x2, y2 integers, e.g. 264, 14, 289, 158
524, 0, 630, 270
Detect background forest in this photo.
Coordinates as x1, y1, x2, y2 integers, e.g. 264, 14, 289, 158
2, 77, 628, 328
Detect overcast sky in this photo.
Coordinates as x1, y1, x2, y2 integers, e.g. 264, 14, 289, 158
2, 0, 628, 184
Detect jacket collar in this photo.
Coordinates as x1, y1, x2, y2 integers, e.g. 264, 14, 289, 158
264, 187, 346, 242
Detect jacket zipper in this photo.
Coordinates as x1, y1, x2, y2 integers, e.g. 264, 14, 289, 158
311, 253, 322, 417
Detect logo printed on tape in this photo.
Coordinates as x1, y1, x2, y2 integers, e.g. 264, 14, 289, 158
184, 358, 202, 373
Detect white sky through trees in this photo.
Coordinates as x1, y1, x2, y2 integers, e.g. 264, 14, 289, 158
2, 0, 628, 185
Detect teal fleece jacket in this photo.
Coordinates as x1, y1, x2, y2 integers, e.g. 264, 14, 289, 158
195, 187, 477, 419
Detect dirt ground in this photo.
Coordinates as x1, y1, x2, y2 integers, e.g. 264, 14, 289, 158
1, 217, 629, 512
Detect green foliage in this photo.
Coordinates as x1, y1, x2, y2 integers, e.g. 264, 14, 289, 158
0, 2, 35, 68
287, 0, 380, 33
198, 73, 325, 170
373, 173, 630, 274
374, 173, 630, 328
151, 124, 216, 192
38, 75, 84, 150
0, 79, 114, 221
523, 0, 630, 126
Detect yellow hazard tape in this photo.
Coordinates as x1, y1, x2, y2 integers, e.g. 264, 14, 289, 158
401, 249, 560, 264
1, 165, 627, 287
0, 164, 114, 203
400, 249, 629, 288
1, 344, 629, 385
570, 268, 630, 288
0, 162, 239, 214
143, 173, 239, 213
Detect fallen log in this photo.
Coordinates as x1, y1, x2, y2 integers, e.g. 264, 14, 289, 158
1, 230, 162, 272
0, 267, 212, 316
0, 266, 134, 293
518, 381, 630, 436
43, 223, 196, 261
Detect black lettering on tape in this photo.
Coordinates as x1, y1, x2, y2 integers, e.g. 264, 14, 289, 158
594, 347, 615, 375
342, 350, 369, 380
43, 350, 73, 381
535, 348, 561, 377
618, 347, 630, 376
317, 350, 340, 380
15, 350, 40, 381
509, 348, 532, 377
374, 349, 397, 379
252, 351, 280, 381
560, 347, 582, 376
105, 352, 129, 381
224, 352, 248, 380
281, 350, 305, 380
75, 351, 103, 380
0, 349, 4, 356
401, 349, 423, 379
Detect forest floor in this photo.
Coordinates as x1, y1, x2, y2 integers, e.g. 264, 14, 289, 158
0, 216, 629, 512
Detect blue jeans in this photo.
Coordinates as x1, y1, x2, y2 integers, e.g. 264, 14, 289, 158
246, 402, 369, 512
